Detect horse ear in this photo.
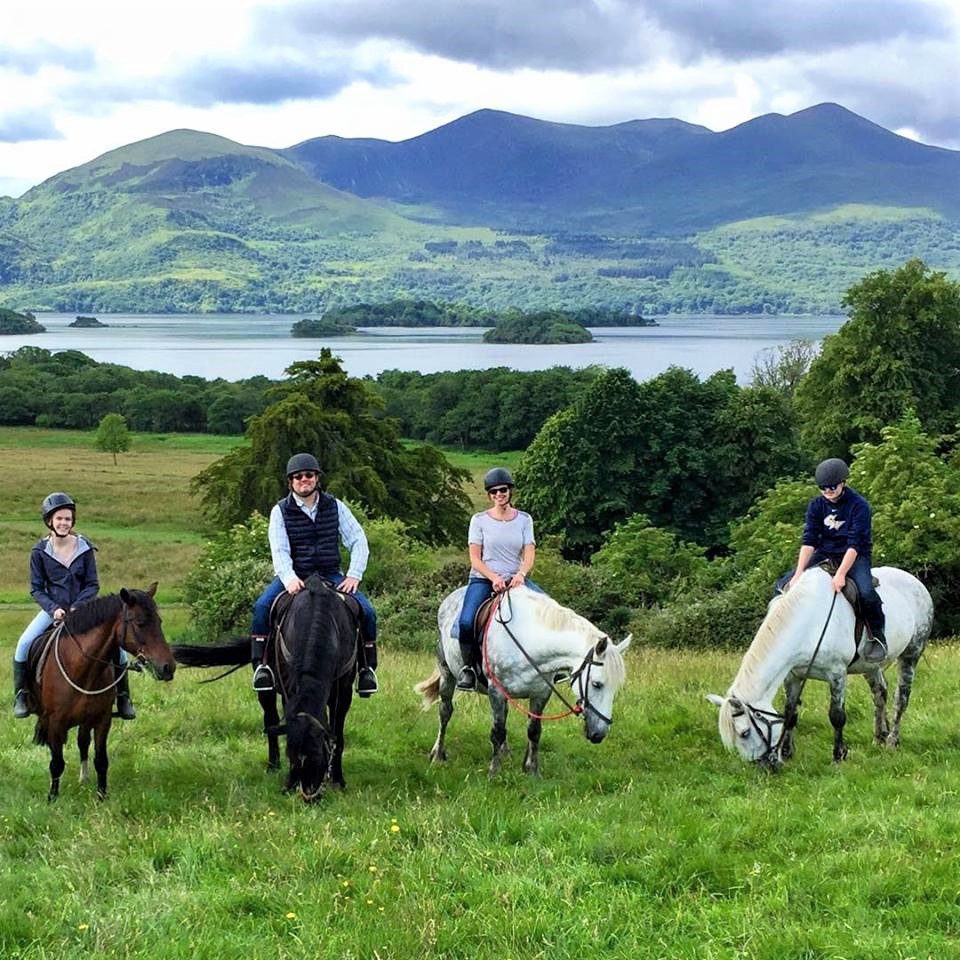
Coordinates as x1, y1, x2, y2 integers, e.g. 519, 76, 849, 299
706, 694, 725, 709
146, 581, 158, 597
595, 636, 609, 655
615, 634, 632, 654
120, 588, 132, 604
728, 696, 744, 714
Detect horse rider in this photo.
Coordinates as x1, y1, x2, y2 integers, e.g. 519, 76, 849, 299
456, 466, 544, 691
777, 458, 887, 661
13, 492, 136, 719
249, 453, 379, 696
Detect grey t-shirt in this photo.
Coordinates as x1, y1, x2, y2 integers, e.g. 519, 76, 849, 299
468, 509, 535, 580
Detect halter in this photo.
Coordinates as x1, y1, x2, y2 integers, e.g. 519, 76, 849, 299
482, 590, 614, 725
54, 602, 150, 695
734, 590, 838, 766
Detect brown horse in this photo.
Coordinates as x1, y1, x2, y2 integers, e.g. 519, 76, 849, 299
27, 583, 175, 800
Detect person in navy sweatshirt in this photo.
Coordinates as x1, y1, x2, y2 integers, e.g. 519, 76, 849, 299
777, 458, 887, 661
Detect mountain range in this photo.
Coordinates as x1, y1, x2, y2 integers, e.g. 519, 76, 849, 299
0, 103, 958, 315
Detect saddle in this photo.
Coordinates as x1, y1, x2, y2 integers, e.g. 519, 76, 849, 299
816, 560, 881, 659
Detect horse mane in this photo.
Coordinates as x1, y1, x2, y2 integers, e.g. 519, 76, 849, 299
520, 589, 598, 637
600, 639, 627, 689
733, 568, 826, 693
63, 594, 124, 634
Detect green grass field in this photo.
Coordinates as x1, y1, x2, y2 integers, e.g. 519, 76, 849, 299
4, 427, 960, 958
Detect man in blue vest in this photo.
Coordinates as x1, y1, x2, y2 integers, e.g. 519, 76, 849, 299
777, 457, 887, 662
249, 453, 379, 696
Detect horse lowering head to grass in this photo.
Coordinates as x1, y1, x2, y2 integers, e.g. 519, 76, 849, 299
416, 585, 630, 777
173, 575, 357, 802
707, 565, 932, 770
28, 583, 174, 800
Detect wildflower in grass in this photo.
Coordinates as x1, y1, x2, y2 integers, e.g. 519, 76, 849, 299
286, 912, 296, 920
367, 899, 374, 906
369, 865, 378, 873
78, 924, 89, 931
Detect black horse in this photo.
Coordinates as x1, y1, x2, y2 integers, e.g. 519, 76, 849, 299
173, 576, 358, 801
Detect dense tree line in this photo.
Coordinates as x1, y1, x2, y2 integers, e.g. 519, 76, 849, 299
0, 347, 271, 434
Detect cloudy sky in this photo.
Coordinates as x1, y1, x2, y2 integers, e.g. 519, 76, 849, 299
2, 0, 958, 197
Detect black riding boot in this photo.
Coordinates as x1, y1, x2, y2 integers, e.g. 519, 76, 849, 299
251, 635, 274, 691
115, 669, 136, 720
12, 659, 30, 719
456, 640, 484, 691
860, 626, 889, 663
356, 634, 378, 698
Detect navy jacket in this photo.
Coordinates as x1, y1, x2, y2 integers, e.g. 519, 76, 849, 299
801, 486, 872, 558
29, 535, 99, 615
278, 493, 341, 579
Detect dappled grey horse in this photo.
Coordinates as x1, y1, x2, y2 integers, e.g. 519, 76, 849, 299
416, 585, 630, 776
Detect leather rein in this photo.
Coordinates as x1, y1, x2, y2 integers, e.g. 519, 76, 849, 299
481, 589, 613, 725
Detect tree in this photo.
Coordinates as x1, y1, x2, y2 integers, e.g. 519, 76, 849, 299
796, 260, 960, 459
191, 349, 470, 545
95, 413, 131, 465
750, 338, 818, 398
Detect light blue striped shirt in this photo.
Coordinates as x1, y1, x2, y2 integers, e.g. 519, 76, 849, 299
267, 495, 369, 587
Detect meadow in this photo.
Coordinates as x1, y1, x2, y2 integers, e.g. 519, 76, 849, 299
2, 428, 959, 959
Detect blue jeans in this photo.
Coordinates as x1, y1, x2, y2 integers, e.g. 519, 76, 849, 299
16, 609, 128, 664
776, 552, 884, 633
251, 575, 377, 642
457, 577, 544, 666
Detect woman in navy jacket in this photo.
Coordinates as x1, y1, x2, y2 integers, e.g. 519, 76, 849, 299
12, 492, 135, 719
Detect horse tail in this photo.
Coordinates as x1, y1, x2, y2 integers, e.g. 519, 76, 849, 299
33, 717, 48, 747
414, 670, 441, 709
171, 637, 250, 668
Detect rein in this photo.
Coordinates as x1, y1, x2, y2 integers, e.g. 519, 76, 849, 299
480, 590, 610, 724
736, 590, 839, 764
53, 603, 147, 696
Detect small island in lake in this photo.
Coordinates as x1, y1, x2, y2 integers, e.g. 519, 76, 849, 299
0, 308, 45, 335
291, 316, 358, 337
69, 316, 109, 328
483, 310, 593, 344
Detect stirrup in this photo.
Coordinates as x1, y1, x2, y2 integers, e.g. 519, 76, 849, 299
356, 667, 378, 697
456, 666, 478, 691
252, 663, 276, 692
861, 636, 888, 663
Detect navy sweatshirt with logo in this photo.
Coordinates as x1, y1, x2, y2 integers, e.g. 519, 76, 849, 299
801, 485, 872, 558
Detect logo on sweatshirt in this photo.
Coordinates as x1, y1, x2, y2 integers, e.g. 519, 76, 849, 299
824, 513, 846, 531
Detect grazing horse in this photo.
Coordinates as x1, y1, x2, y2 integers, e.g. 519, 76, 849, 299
173, 576, 358, 801
415, 585, 630, 776
707, 565, 933, 769
27, 583, 175, 800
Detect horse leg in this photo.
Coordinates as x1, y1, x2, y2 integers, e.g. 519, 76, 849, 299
77, 723, 92, 785
429, 664, 457, 764
522, 693, 549, 777
488, 690, 509, 777
328, 677, 353, 790
888, 646, 922, 749
864, 669, 890, 744
828, 674, 848, 763
781, 674, 803, 761
258, 690, 282, 772
93, 715, 112, 800
47, 727, 67, 802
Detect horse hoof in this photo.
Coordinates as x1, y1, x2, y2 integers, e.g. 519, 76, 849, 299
428, 748, 447, 764
833, 748, 848, 763
886, 734, 901, 749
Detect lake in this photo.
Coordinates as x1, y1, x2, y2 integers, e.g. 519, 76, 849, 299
3, 313, 844, 382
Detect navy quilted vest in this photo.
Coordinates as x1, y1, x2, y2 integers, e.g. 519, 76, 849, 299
279, 493, 341, 578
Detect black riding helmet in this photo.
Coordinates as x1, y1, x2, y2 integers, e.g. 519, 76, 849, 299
814, 458, 850, 488
286, 453, 322, 478
41, 491, 76, 526
483, 467, 514, 491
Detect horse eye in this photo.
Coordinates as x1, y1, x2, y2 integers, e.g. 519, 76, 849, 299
739, 729, 751, 739
591, 680, 604, 690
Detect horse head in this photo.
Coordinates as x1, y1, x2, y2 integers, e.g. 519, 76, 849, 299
118, 582, 175, 682
573, 634, 631, 744
285, 711, 334, 803
706, 693, 785, 771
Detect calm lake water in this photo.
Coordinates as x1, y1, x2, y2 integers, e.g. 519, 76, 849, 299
4, 313, 844, 382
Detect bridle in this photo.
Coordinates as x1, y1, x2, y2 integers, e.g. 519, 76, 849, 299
733, 591, 839, 766
482, 589, 614, 726
54, 602, 151, 695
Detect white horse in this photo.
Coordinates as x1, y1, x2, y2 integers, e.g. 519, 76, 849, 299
415, 585, 630, 776
707, 566, 933, 768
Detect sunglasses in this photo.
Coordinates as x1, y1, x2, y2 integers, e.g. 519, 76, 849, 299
291, 471, 318, 481
819, 482, 844, 492
488, 486, 511, 495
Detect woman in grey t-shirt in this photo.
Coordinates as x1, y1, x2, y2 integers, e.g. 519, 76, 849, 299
456, 467, 544, 690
